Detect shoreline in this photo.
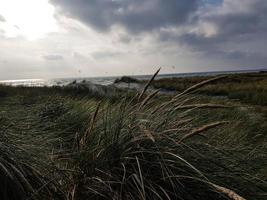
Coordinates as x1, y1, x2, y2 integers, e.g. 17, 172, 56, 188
0, 69, 266, 87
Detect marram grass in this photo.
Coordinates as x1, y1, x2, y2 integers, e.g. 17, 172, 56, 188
0, 72, 266, 199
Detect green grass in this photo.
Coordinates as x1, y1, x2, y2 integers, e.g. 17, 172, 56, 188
0, 76, 267, 199
147, 72, 267, 106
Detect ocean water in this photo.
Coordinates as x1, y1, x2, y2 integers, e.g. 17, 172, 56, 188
0, 69, 263, 87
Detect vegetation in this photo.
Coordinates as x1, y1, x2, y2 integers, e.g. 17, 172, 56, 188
114, 76, 140, 84
146, 72, 267, 106
0, 73, 267, 199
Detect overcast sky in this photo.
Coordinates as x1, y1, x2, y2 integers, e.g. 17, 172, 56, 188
0, 0, 266, 80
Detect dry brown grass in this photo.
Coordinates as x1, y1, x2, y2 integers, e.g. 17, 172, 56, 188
212, 184, 247, 200
174, 103, 232, 110
178, 121, 230, 143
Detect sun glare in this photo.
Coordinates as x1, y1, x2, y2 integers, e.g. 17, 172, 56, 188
0, 0, 57, 39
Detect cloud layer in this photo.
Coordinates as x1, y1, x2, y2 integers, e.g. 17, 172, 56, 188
51, 0, 199, 33
43, 54, 64, 61
50, 0, 267, 65
0, 14, 5, 22
0, 0, 266, 80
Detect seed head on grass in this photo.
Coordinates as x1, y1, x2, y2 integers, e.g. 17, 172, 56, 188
178, 121, 230, 143
138, 68, 160, 101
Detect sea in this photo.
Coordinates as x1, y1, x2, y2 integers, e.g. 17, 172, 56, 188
0, 69, 265, 87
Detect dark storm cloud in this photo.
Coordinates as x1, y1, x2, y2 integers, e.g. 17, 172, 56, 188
201, 1, 267, 38
50, 0, 199, 33
43, 54, 64, 61
50, 0, 267, 66
162, 0, 267, 41
158, 0, 267, 64
50, 0, 267, 45
0, 14, 6, 22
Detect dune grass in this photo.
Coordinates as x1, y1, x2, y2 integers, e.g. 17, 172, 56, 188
0, 74, 267, 199
147, 72, 267, 106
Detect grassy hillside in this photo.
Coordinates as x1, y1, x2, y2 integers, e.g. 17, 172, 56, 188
0, 75, 266, 199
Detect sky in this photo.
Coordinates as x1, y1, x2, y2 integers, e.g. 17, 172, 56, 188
0, 0, 266, 80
